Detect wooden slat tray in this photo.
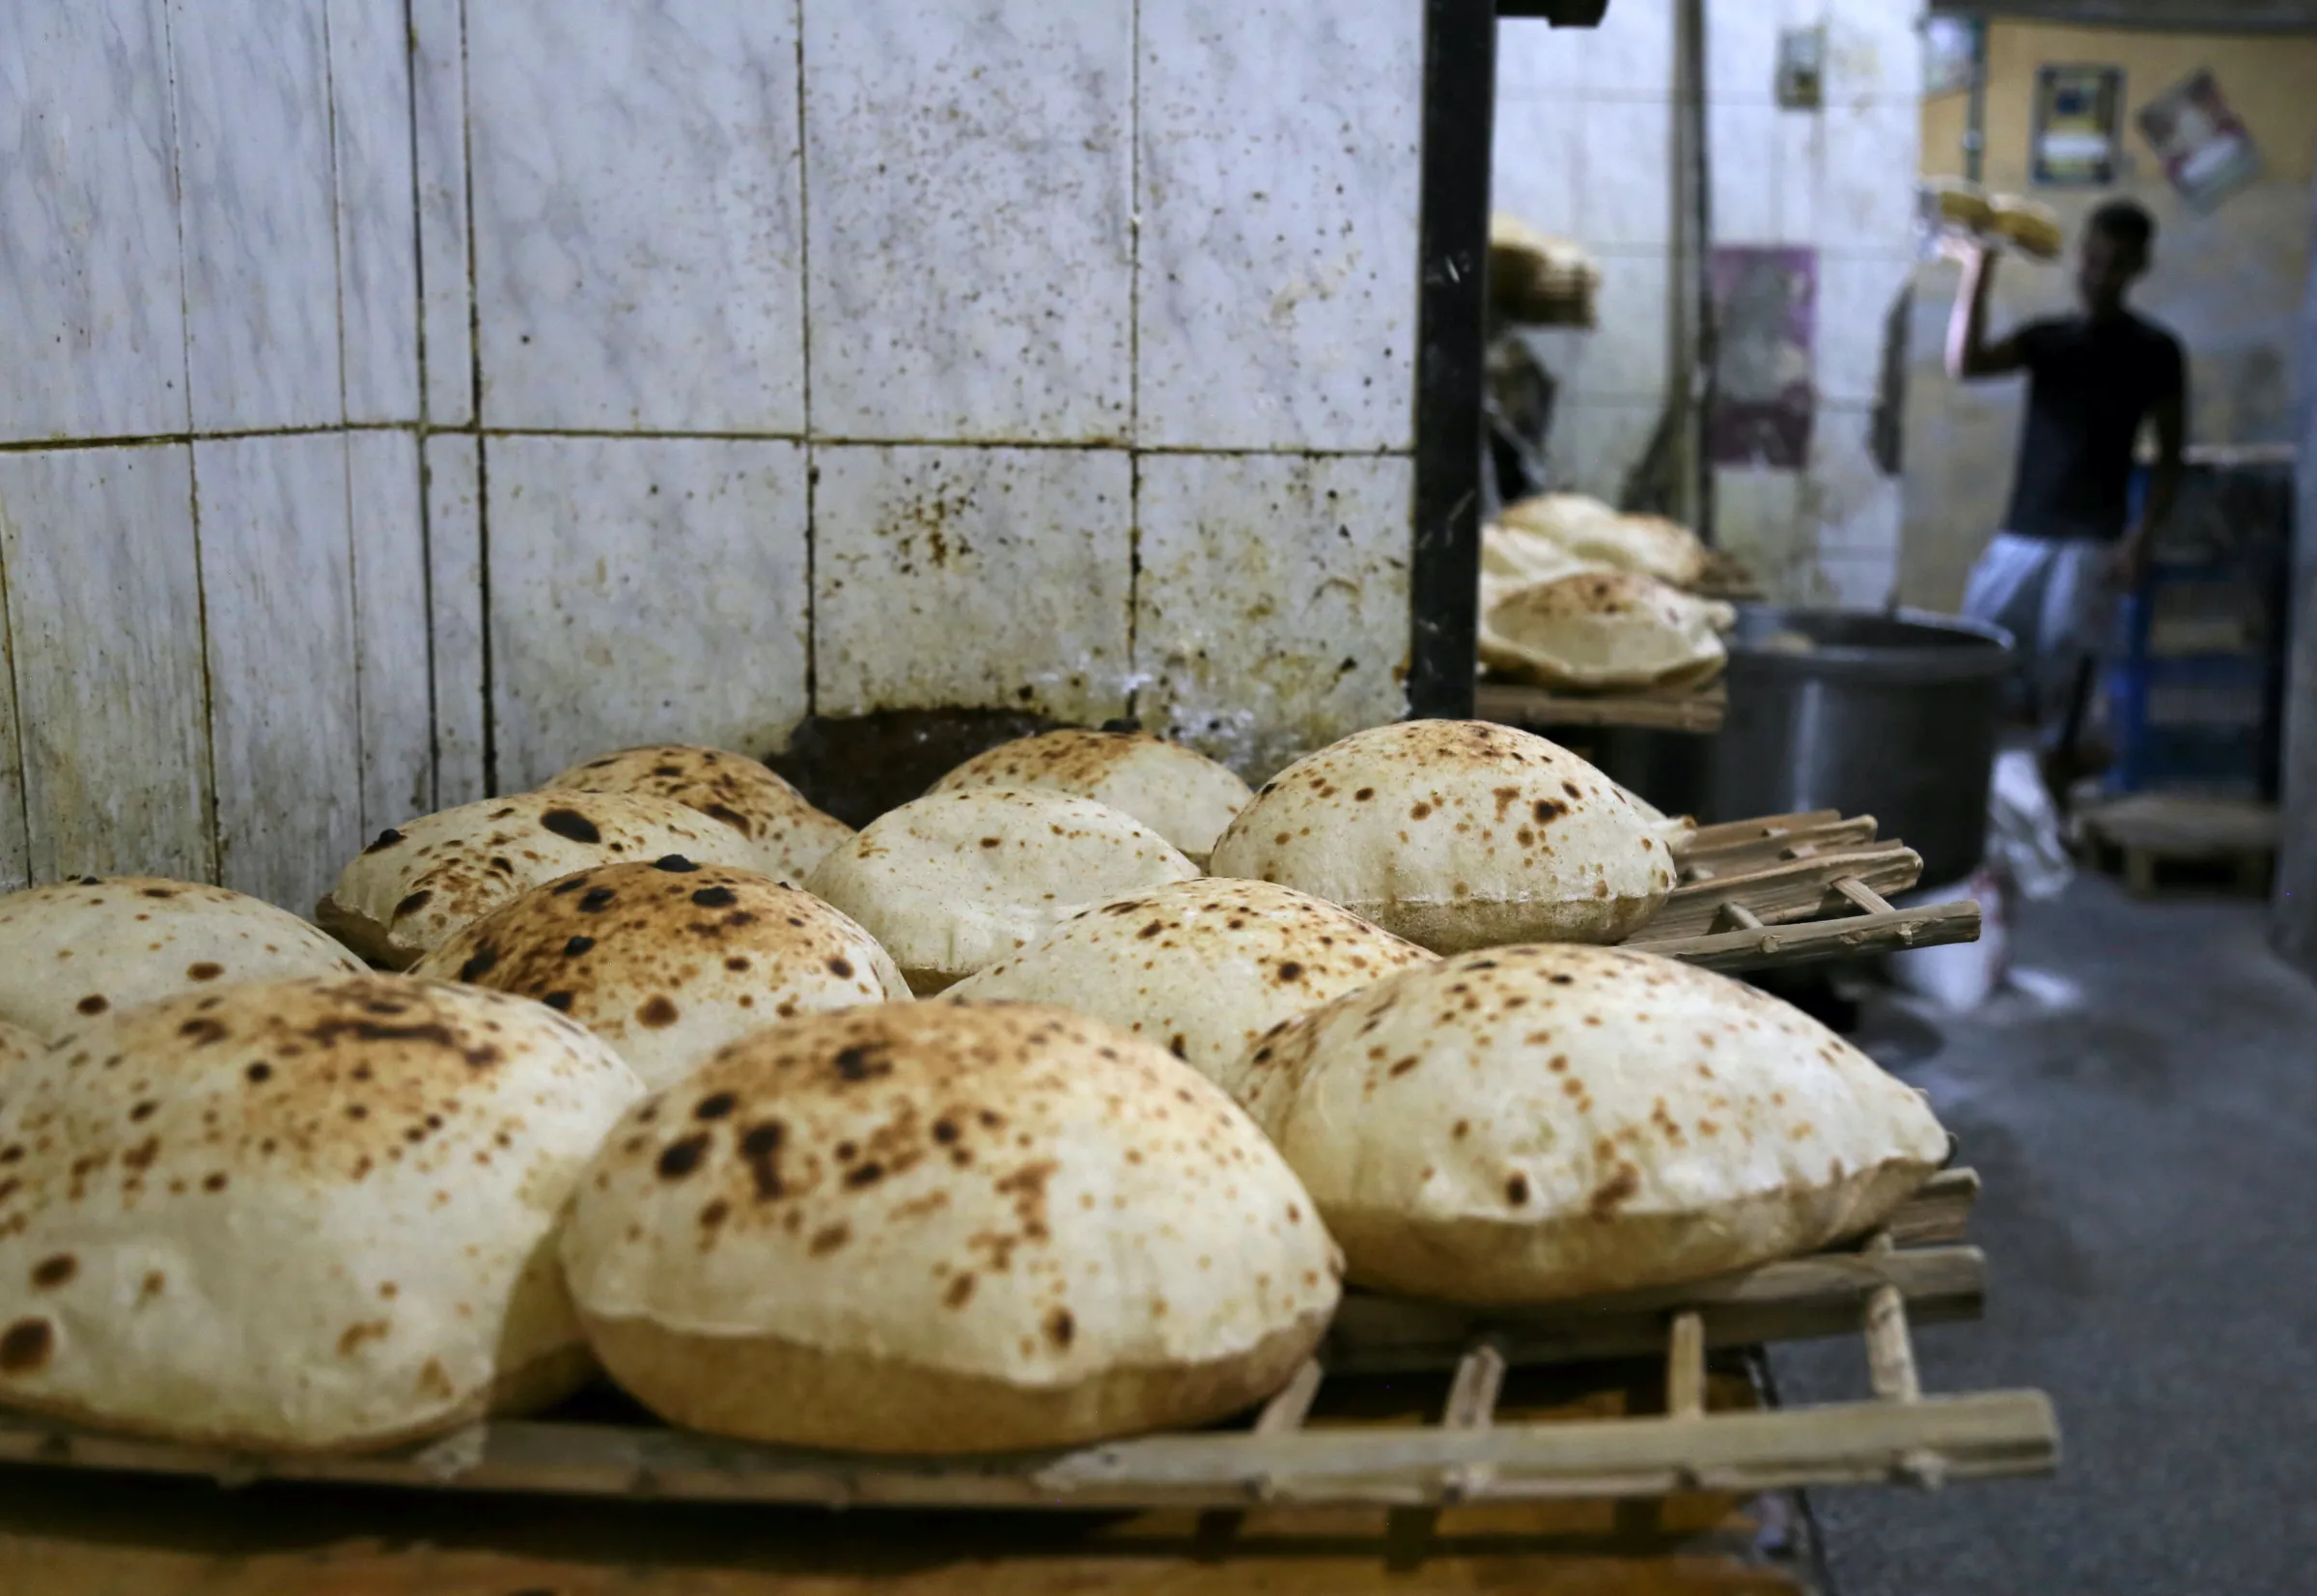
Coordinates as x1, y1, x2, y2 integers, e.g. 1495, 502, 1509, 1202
0, 1171, 2054, 1508
1476, 679, 1728, 734
1628, 810, 1981, 973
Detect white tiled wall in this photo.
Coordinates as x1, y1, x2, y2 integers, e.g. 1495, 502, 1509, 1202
1494, 0, 1922, 605
0, 0, 1423, 901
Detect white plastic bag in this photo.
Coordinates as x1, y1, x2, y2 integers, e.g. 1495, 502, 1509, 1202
1986, 748, 2075, 902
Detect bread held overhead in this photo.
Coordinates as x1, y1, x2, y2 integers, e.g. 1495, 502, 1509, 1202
562, 1001, 1339, 1454
0, 878, 362, 1042
415, 858, 908, 1089
540, 744, 853, 884
948, 878, 1434, 1092
928, 729, 1253, 867
1207, 720, 1677, 954
1234, 943, 1948, 1302
0, 975, 641, 1452
318, 792, 761, 970
804, 789, 1200, 994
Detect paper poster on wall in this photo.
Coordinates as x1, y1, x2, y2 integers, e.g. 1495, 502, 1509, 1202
2138, 70, 2262, 211
2031, 64, 2123, 185
1709, 246, 1816, 471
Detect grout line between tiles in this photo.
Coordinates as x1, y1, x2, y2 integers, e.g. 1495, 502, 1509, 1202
1124, 0, 1142, 727
320, 0, 370, 838
157, 0, 225, 886
794, 0, 816, 728
457, 0, 494, 796
401, 0, 441, 811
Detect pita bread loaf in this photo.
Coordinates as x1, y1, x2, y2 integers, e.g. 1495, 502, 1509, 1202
414, 858, 908, 1088
804, 790, 1199, 994
0, 878, 362, 1042
948, 879, 1434, 1091
0, 975, 641, 1451
1497, 495, 1708, 589
928, 730, 1253, 867
562, 1001, 1339, 1453
541, 744, 852, 883
1235, 944, 1947, 1302
1480, 571, 1732, 692
1207, 721, 1676, 953
318, 793, 760, 970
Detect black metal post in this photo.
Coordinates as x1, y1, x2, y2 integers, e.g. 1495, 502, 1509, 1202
1406, 0, 1499, 721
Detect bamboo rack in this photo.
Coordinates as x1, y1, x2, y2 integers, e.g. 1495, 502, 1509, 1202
0, 1170, 2054, 1508
1627, 810, 1981, 973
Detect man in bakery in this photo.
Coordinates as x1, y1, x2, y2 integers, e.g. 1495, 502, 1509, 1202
1943, 199, 2187, 791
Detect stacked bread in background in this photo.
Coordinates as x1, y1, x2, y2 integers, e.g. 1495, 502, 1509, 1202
0, 720, 1943, 1458
1480, 493, 1742, 693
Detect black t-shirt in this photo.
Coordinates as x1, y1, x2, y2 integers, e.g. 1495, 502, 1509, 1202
2001, 312, 2185, 542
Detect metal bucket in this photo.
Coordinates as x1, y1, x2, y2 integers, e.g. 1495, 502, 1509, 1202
1591, 607, 2015, 885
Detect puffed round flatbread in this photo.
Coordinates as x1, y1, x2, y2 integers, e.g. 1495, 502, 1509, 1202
0, 975, 641, 1452
1497, 494, 1708, 588
540, 744, 853, 884
1482, 522, 1613, 589
1207, 720, 1676, 953
948, 878, 1434, 1091
804, 790, 1199, 994
318, 793, 761, 970
562, 1001, 1339, 1454
0, 878, 362, 1042
927, 730, 1252, 867
415, 858, 907, 1088
1234, 944, 1948, 1302
1480, 571, 1732, 692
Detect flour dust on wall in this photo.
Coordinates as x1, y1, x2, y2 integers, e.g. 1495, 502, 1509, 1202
0, 0, 1428, 910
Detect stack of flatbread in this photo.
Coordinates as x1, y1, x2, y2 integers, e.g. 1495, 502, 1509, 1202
1923, 179, 2062, 262
1480, 499, 1733, 692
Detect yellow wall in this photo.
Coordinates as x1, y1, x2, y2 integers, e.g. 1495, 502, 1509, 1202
1921, 21, 2317, 185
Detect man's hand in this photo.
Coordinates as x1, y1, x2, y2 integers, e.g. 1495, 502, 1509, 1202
2108, 530, 2151, 591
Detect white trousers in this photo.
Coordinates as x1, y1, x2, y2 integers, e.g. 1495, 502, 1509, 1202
1960, 532, 2118, 738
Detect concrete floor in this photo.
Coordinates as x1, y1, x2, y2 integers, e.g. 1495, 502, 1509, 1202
1774, 873, 2317, 1596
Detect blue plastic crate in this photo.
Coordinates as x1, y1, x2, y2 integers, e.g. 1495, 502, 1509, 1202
2102, 462, 2290, 797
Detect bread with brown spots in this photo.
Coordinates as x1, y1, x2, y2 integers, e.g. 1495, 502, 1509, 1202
948, 879, 1433, 1091
1480, 571, 1731, 692
927, 730, 1253, 867
318, 793, 762, 970
415, 860, 908, 1089
541, 744, 853, 883
0, 975, 642, 1451
804, 790, 1200, 994
1234, 944, 1947, 1302
1206, 720, 1676, 953
562, 1001, 1338, 1453
0, 878, 362, 1042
